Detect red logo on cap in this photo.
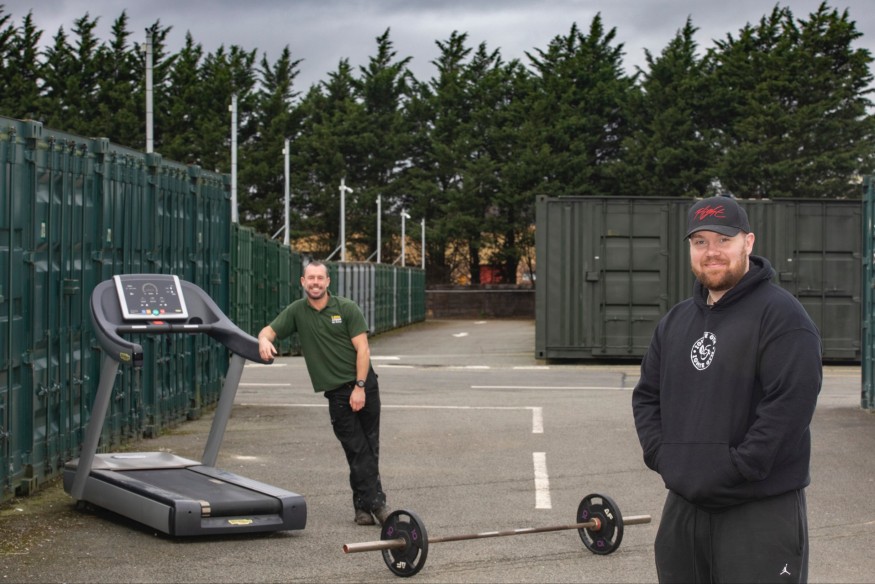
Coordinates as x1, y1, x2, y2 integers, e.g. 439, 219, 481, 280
694, 205, 726, 222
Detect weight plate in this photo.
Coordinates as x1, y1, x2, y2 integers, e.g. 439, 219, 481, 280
577, 493, 624, 555
381, 509, 429, 577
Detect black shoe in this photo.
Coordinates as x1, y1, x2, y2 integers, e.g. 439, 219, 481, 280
354, 509, 376, 526
373, 505, 391, 526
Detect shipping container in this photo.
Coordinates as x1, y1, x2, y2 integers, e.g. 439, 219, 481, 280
535, 196, 861, 363
862, 177, 875, 411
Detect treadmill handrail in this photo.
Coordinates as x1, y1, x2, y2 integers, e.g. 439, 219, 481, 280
90, 276, 272, 366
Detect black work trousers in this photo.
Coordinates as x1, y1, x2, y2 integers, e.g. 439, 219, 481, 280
324, 369, 386, 513
655, 489, 808, 583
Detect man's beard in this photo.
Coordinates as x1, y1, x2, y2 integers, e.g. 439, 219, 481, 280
692, 253, 748, 292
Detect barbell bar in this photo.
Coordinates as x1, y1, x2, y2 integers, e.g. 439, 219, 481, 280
342, 493, 651, 577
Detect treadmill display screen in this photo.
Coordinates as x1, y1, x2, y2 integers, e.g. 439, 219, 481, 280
113, 274, 189, 320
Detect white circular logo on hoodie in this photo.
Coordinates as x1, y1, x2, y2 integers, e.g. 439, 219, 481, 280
690, 332, 716, 370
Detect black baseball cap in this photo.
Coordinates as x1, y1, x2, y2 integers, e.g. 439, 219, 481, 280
685, 196, 751, 239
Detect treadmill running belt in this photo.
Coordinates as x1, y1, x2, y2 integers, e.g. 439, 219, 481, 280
117, 468, 282, 516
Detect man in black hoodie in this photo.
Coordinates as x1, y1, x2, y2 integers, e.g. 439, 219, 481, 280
632, 195, 822, 583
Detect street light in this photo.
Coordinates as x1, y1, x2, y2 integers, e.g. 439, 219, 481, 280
400, 209, 411, 267
376, 195, 382, 263
229, 94, 238, 224
144, 30, 153, 155
339, 178, 353, 262
283, 138, 290, 246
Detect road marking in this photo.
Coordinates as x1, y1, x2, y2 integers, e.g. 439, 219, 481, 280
244, 363, 286, 368
237, 402, 548, 508
371, 356, 400, 360
452, 332, 469, 337
238, 403, 544, 434
472, 385, 625, 390
533, 452, 552, 509
531, 408, 543, 434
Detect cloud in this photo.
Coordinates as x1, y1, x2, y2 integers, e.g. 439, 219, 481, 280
2, 0, 873, 91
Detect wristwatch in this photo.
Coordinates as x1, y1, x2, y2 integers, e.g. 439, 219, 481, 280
355, 380, 366, 388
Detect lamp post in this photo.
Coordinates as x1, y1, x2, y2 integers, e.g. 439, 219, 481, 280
283, 138, 290, 246
339, 178, 353, 262
400, 210, 411, 267
144, 29, 153, 154
229, 94, 238, 223
376, 195, 382, 263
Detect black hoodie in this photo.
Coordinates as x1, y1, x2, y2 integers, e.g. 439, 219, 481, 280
632, 255, 822, 510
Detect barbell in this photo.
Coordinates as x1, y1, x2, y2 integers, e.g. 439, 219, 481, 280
342, 492, 651, 577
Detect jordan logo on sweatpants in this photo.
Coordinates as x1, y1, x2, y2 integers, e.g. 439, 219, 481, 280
780, 564, 791, 576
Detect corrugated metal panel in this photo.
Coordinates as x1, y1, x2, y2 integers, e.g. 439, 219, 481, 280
536, 196, 861, 362
374, 263, 393, 333
0, 117, 237, 500
862, 176, 874, 411
26, 131, 101, 490
230, 225, 254, 334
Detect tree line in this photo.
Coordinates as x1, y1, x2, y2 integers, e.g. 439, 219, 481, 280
1, 3, 873, 285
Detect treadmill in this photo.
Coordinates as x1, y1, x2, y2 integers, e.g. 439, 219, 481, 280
63, 273, 307, 536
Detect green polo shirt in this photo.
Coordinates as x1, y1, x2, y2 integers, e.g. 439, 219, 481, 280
269, 294, 369, 392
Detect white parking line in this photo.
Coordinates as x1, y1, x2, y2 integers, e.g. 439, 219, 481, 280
533, 452, 552, 509
244, 363, 286, 368
237, 402, 549, 507
237, 403, 544, 434
472, 385, 624, 390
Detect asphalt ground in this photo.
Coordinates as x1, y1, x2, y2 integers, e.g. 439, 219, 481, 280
1, 318, 873, 583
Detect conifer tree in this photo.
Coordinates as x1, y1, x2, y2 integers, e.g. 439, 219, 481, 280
621, 18, 716, 198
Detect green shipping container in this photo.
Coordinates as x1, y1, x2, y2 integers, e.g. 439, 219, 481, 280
862, 177, 875, 411
0, 117, 233, 499
535, 196, 861, 363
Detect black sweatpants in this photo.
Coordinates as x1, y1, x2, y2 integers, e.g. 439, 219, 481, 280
324, 369, 387, 513
655, 489, 808, 583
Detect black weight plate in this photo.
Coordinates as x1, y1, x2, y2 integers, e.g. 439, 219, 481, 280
577, 493, 624, 555
381, 509, 429, 577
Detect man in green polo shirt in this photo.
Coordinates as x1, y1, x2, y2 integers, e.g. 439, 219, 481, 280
258, 261, 390, 526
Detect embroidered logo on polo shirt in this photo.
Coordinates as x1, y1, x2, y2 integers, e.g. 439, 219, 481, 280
331, 314, 343, 324
690, 332, 716, 370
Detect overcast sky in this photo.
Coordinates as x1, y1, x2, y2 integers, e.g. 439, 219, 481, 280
5, 0, 875, 92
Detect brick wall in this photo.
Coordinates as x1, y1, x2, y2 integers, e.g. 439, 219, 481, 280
426, 287, 535, 318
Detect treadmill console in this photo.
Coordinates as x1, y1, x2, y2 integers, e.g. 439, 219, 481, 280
113, 274, 189, 321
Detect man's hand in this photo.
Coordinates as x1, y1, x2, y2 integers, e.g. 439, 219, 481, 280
258, 335, 277, 362
350, 387, 365, 412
